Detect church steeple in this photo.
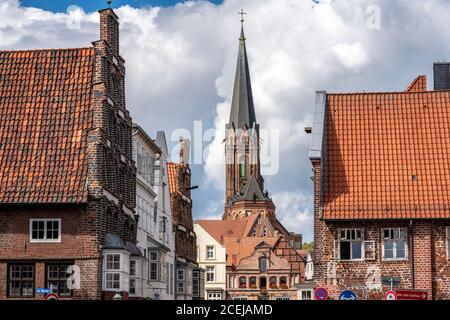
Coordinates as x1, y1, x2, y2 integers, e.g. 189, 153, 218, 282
228, 11, 256, 130
224, 11, 266, 216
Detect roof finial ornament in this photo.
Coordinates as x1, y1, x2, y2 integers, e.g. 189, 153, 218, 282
238, 8, 247, 23
107, 0, 112, 8
238, 9, 247, 41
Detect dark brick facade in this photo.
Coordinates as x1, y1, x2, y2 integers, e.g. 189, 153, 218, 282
168, 163, 197, 263
0, 8, 136, 300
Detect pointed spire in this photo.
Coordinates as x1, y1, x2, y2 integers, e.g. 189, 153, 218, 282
229, 10, 256, 129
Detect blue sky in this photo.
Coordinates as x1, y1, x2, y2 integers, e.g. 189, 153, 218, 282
21, 0, 222, 12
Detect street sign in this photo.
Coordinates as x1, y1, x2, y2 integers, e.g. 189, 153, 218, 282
396, 290, 428, 300
339, 290, 357, 300
384, 290, 397, 300
314, 287, 329, 300
36, 288, 51, 294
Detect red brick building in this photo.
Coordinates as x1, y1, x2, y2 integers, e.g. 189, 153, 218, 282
310, 70, 450, 300
167, 142, 200, 300
0, 7, 141, 299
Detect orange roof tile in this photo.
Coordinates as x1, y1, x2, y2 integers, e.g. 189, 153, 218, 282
406, 75, 427, 92
167, 162, 177, 195
323, 79, 450, 219
196, 219, 248, 243
0, 48, 95, 203
223, 237, 280, 266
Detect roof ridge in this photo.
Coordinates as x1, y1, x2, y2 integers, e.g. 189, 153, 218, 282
0, 47, 94, 53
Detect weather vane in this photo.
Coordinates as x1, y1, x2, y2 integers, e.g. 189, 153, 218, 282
238, 8, 247, 24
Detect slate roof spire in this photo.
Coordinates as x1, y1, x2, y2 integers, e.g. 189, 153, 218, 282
229, 11, 256, 129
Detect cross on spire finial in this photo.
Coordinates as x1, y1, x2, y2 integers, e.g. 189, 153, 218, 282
238, 8, 247, 23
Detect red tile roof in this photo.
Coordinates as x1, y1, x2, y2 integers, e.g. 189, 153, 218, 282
167, 162, 177, 195
406, 75, 427, 92
0, 48, 95, 203
323, 77, 450, 219
223, 236, 280, 266
196, 215, 283, 266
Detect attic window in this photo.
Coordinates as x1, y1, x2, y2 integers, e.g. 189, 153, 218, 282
412, 175, 417, 182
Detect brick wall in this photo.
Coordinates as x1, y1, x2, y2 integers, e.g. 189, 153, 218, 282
170, 165, 197, 264
312, 161, 450, 300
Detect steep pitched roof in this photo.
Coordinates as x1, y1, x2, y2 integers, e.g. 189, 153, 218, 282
155, 130, 169, 156
223, 236, 280, 266
321, 76, 450, 220
195, 219, 248, 243
167, 162, 177, 195
0, 48, 95, 204
229, 175, 270, 206
228, 25, 256, 129
406, 75, 427, 92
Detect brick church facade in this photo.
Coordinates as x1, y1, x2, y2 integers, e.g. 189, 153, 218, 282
196, 20, 305, 300
310, 69, 450, 300
0, 7, 141, 299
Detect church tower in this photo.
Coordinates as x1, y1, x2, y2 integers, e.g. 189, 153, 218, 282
224, 13, 275, 222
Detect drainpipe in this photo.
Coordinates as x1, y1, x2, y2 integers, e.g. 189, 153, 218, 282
409, 220, 415, 289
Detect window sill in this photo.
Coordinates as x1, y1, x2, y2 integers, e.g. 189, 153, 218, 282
30, 239, 61, 243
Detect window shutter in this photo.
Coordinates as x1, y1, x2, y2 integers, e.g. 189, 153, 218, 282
333, 240, 340, 260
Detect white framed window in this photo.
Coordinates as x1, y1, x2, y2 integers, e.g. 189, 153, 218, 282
30, 219, 61, 243
149, 251, 159, 281
382, 228, 407, 261
300, 290, 313, 300
177, 281, 185, 294
252, 228, 257, 237
105, 254, 121, 290
206, 266, 215, 283
262, 228, 268, 237
177, 269, 186, 294
337, 229, 363, 261
276, 296, 290, 300
447, 227, 450, 259
206, 245, 215, 260
207, 292, 222, 300
177, 269, 185, 281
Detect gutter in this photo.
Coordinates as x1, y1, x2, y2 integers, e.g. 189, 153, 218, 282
409, 220, 415, 289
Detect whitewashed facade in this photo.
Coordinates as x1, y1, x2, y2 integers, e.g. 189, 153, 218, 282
132, 125, 175, 300
193, 223, 227, 300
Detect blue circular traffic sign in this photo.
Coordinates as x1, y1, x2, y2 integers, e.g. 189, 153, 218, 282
314, 287, 329, 300
339, 290, 357, 300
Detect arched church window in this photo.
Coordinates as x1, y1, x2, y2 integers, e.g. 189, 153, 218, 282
239, 277, 247, 288
259, 256, 267, 273
249, 277, 257, 289
239, 156, 247, 177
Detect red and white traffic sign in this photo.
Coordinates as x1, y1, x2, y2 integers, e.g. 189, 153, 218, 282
384, 290, 397, 300
314, 287, 329, 300
45, 293, 60, 300
396, 290, 428, 300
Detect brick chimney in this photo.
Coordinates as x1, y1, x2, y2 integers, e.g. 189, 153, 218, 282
99, 8, 120, 56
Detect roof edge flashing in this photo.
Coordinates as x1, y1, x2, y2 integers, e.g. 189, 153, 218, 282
308, 91, 327, 160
